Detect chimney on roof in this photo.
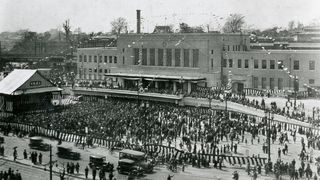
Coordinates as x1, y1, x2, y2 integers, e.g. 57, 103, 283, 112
137, 10, 141, 34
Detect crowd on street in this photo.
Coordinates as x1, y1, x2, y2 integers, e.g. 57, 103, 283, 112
2, 96, 320, 179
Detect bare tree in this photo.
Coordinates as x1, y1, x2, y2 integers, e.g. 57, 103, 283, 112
222, 14, 245, 33
111, 17, 128, 37
63, 19, 71, 43
288, 21, 295, 31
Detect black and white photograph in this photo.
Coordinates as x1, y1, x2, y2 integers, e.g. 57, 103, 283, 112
0, 0, 320, 179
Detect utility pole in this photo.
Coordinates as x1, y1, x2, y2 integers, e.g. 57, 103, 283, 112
49, 144, 52, 180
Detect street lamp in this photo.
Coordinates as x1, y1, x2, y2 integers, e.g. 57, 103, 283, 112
264, 108, 274, 163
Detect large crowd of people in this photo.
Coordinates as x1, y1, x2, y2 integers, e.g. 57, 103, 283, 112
2, 95, 320, 179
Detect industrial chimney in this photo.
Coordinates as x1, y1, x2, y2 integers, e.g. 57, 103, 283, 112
136, 10, 141, 34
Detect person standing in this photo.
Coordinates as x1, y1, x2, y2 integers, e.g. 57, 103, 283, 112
85, 166, 89, 179
23, 149, 27, 159
75, 163, 80, 174
13, 148, 17, 161
232, 171, 239, 180
38, 153, 42, 164
92, 166, 96, 180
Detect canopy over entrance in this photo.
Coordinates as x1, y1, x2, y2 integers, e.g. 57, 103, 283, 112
105, 73, 205, 81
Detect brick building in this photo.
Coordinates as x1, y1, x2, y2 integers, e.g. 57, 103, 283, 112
75, 32, 320, 94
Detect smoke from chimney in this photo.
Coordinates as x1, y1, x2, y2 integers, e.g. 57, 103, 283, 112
137, 10, 141, 34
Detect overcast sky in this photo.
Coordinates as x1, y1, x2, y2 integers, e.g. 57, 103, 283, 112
1, 0, 320, 33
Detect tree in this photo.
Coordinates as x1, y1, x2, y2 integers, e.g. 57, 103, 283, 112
63, 19, 71, 43
111, 17, 128, 36
288, 21, 295, 31
222, 14, 245, 33
179, 23, 205, 33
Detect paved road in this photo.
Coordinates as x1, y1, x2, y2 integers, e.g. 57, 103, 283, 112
0, 158, 61, 180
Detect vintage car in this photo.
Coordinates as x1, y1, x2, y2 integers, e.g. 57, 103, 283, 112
89, 155, 114, 172
117, 158, 143, 175
29, 136, 50, 151
56, 146, 81, 160
118, 149, 154, 173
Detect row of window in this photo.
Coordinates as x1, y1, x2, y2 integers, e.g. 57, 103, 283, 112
253, 77, 284, 90
78, 68, 111, 74
252, 77, 316, 89
223, 44, 248, 52
223, 59, 316, 70
133, 48, 200, 68
78, 55, 118, 64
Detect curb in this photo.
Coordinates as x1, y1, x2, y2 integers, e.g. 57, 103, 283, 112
0, 157, 87, 180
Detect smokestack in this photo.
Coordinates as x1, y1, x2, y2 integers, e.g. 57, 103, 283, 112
136, 10, 141, 34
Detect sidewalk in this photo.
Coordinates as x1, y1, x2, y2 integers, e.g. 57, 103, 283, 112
0, 155, 88, 180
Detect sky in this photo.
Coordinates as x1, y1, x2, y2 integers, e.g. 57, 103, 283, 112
0, 0, 320, 33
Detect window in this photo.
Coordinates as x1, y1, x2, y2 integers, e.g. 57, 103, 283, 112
104, 69, 108, 73
133, 48, 139, 65
270, 78, 275, 90
278, 60, 283, 69
166, 49, 172, 66
254, 59, 259, 69
114, 56, 117, 63
262, 60, 267, 69
227, 45, 230, 51
211, 58, 213, 68
222, 59, 227, 68
79, 55, 82, 62
158, 49, 164, 66
94, 68, 97, 73
84, 55, 87, 62
183, 49, 189, 67
142, 49, 147, 65
175, 49, 181, 67
104, 56, 108, 63
237, 59, 242, 68
94, 56, 97, 63
211, 50, 214, 54
192, 49, 199, 67
89, 68, 92, 73
278, 78, 283, 90
150, 49, 155, 66
99, 69, 102, 73
109, 56, 113, 63
309, 79, 315, 84
309, 60, 315, 70
122, 48, 125, 53
99, 56, 102, 63
293, 60, 299, 70
245, 59, 249, 68
253, 77, 259, 89
89, 55, 92, 62
262, 77, 266, 89
228, 59, 233, 68
270, 60, 275, 69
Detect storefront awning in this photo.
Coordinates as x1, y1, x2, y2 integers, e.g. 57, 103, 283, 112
14, 87, 63, 95
144, 78, 169, 82
105, 73, 205, 81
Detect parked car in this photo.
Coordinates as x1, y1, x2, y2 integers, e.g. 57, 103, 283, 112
89, 155, 114, 172
118, 149, 154, 173
29, 136, 50, 151
56, 146, 80, 160
117, 158, 143, 175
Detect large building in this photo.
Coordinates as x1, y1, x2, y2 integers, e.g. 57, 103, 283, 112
76, 31, 320, 95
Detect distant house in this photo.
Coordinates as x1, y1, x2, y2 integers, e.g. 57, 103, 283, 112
153, 26, 173, 34
292, 26, 320, 42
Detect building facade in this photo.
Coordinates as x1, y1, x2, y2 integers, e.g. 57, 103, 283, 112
76, 33, 320, 93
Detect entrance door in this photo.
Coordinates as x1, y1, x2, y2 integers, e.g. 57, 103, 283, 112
237, 83, 244, 93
